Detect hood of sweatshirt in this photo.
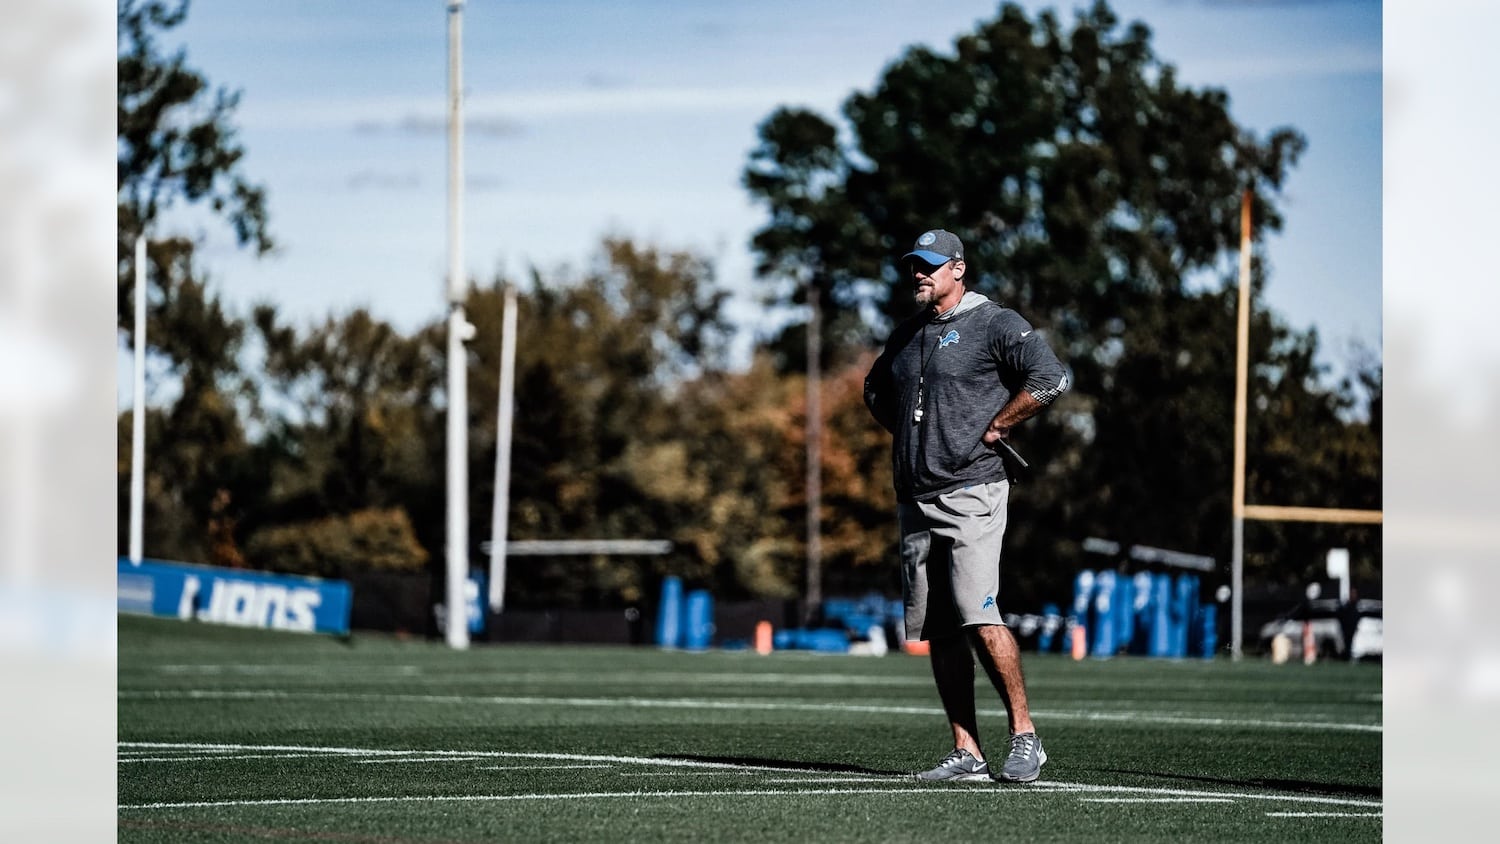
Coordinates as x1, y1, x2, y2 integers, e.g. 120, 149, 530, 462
931, 290, 988, 322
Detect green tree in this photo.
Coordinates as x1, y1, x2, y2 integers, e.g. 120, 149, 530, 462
741, 0, 1376, 606
1241, 338, 1382, 588
745, 0, 1303, 353
241, 306, 444, 570
117, 0, 273, 564
117, 0, 271, 269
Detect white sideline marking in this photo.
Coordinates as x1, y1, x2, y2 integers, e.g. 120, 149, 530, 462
116, 742, 1384, 812
768, 777, 901, 783
117, 742, 821, 774
119, 787, 1038, 810
1082, 798, 1235, 803
1036, 709, 1381, 734
119, 754, 334, 764
1029, 782, 1380, 808
1265, 812, 1382, 818
118, 690, 1381, 734
475, 765, 615, 771
355, 757, 488, 765
156, 664, 423, 676
617, 772, 760, 777
147, 667, 929, 686
117, 748, 237, 756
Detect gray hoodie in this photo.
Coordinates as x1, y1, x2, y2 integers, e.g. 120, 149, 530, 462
864, 291, 1069, 502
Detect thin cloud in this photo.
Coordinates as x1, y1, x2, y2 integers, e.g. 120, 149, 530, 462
342, 171, 502, 193
583, 72, 629, 89
1182, 45, 1381, 82
1191, 0, 1373, 7
352, 114, 524, 139
466, 84, 848, 118
346, 170, 420, 192
240, 82, 851, 131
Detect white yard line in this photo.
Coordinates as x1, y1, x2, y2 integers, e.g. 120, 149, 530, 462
767, 777, 902, 783
117, 742, 822, 774
116, 741, 1384, 812
616, 772, 761, 777
147, 667, 929, 686
154, 664, 423, 676
1081, 797, 1236, 803
1033, 709, 1380, 733
1265, 811, 1382, 818
473, 765, 615, 770
355, 757, 490, 764
117, 748, 235, 756
117, 690, 1381, 734
1029, 782, 1380, 808
118, 787, 1049, 810
119, 753, 339, 763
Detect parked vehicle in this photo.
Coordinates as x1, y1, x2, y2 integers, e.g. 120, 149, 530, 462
1257, 598, 1382, 661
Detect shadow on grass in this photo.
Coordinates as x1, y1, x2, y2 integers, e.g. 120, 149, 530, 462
1092, 768, 1382, 799
657, 754, 908, 777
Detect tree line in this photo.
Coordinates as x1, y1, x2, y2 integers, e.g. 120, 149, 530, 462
117, 0, 1380, 615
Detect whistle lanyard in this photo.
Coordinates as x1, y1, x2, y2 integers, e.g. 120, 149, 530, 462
913, 321, 945, 424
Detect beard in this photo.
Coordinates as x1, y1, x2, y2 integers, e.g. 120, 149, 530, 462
914, 285, 935, 307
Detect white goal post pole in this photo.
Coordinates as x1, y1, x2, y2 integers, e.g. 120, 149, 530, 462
443, 0, 470, 649
129, 234, 147, 565
488, 284, 517, 612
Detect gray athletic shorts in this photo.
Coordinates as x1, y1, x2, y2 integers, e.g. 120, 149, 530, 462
898, 480, 1010, 640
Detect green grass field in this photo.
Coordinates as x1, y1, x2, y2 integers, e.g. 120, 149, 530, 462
118, 614, 1381, 842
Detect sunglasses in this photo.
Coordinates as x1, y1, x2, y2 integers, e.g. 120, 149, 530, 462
906, 258, 953, 276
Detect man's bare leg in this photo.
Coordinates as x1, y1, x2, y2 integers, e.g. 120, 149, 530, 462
928, 633, 984, 759
970, 623, 1034, 735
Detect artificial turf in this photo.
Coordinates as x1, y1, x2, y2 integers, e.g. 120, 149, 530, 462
117, 613, 1381, 842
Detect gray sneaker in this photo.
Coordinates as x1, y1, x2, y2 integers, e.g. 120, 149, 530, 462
995, 732, 1047, 783
915, 748, 990, 782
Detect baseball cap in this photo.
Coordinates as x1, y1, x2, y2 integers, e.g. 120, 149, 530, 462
902, 229, 964, 266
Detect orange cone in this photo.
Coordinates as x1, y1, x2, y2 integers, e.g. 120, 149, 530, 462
754, 620, 773, 655
1071, 625, 1087, 660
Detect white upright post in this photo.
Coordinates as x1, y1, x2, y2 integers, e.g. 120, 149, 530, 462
129, 235, 147, 565
488, 284, 518, 612
1327, 548, 1351, 604
444, 0, 470, 649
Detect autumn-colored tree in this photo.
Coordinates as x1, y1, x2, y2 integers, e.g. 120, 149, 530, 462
462, 240, 736, 606
244, 508, 429, 579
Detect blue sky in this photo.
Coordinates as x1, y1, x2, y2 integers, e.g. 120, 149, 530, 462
144, 0, 1381, 381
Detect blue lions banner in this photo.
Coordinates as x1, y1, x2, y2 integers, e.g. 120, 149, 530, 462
117, 557, 352, 636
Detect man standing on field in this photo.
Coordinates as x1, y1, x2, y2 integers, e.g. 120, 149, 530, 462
863, 228, 1069, 783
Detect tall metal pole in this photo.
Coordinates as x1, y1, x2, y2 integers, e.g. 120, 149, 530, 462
804, 279, 822, 620
1230, 188, 1252, 661
129, 235, 147, 565
444, 0, 470, 649
488, 284, 518, 612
